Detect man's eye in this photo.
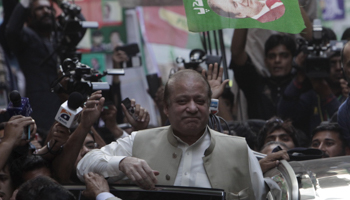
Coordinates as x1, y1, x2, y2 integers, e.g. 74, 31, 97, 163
325, 142, 335, 147
268, 54, 276, 59
280, 136, 290, 142
311, 142, 319, 148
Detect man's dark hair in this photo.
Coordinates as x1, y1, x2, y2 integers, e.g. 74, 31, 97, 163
10, 155, 51, 189
311, 122, 347, 148
264, 34, 297, 57
341, 27, 350, 41
256, 117, 299, 151
163, 69, 212, 107
16, 176, 76, 200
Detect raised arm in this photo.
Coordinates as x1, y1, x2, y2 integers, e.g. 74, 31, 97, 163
231, 29, 249, 66
52, 91, 105, 183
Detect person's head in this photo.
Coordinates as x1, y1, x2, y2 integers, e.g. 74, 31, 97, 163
341, 41, 350, 83
109, 30, 123, 49
0, 164, 14, 200
260, 141, 289, 154
341, 28, 350, 41
264, 34, 296, 77
257, 117, 299, 151
310, 123, 349, 158
10, 155, 51, 189
27, 0, 55, 32
92, 31, 104, 46
207, 0, 265, 19
74, 131, 98, 169
163, 69, 211, 144
15, 176, 76, 200
329, 52, 342, 84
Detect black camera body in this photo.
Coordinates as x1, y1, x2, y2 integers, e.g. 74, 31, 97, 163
53, 58, 124, 105
115, 43, 142, 68
56, 2, 98, 64
297, 20, 345, 78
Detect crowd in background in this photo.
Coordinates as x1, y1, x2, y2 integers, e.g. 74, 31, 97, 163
1, 0, 350, 199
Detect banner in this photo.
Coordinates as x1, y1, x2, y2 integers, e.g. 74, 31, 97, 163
183, 0, 305, 34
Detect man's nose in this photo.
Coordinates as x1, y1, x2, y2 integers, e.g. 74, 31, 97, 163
275, 55, 281, 63
318, 143, 326, 152
186, 101, 198, 113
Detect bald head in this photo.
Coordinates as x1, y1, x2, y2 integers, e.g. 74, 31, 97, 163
341, 41, 350, 82
163, 69, 212, 107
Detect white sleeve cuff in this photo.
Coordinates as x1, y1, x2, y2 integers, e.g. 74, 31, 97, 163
96, 192, 115, 200
117, 131, 129, 140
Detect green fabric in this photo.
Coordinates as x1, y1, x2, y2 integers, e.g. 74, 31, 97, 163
183, 0, 305, 34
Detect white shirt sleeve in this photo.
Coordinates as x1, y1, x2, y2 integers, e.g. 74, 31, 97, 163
96, 192, 117, 200
247, 146, 266, 200
76, 132, 137, 183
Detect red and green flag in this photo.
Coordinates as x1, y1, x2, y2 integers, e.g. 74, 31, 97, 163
183, 0, 305, 34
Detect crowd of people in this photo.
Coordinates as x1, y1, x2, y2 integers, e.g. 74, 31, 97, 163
1, 0, 350, 199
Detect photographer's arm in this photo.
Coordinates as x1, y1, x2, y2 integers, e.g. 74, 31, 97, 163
52, 91, 105, 184
299, 4, 313, 41
231, 29, 248, 66
5, 0, 29, 54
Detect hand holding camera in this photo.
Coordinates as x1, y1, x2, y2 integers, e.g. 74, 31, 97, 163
121, 98, 150, 131
2, 115, 35, 147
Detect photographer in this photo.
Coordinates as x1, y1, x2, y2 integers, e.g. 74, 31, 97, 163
278, 46, 348, 137
5, 0, 85, 133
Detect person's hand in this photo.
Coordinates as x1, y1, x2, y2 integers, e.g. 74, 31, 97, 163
80, 90, 105, 130
119, 157, 159, 190
50, 123, 70, 147
82, 172, 110, 199
310, 78, 332, 98
121, 99, 150, 131
113, 50, 129, 66
340, 78, 349, 98
259, 150, 290, 173
202, 63, 229, 99
101, 105, 117, 130
2, 115, 35, 147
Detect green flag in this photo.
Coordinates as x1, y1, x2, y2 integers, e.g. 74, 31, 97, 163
183, 0, 305, 34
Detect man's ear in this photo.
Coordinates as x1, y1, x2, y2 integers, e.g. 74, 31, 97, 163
163, 105, 169, 117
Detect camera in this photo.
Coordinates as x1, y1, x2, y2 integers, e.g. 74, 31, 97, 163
176, 49, 222, 70
56, 2, 98, 63
115, 43, 142, 68
297, 19, 346, 78
52, 58, 125, 105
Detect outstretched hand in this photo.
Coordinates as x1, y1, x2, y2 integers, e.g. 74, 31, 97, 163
202, 63, 229, 99
121, 99, 150, 131
259, 150, 290, 173
83, 172, 112, 199
2, 115, 35, 147
119, 157, 159, 190
81, 90, 105, 130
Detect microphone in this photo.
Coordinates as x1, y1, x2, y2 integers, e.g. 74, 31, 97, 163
55, 92, 84, 128
7, 90, 33, 117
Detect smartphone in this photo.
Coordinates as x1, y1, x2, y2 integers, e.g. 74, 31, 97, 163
121, 98, 138, 120
146, 73, 161, 99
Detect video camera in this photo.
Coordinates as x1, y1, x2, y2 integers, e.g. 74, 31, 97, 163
115, 43, 142, 68
297, 19, 346, 78
176, 49, 222, 70
56, 2, 98, 63
52, 58, 125, 105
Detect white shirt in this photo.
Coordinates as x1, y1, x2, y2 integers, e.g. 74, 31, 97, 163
77, 129, 266, 199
